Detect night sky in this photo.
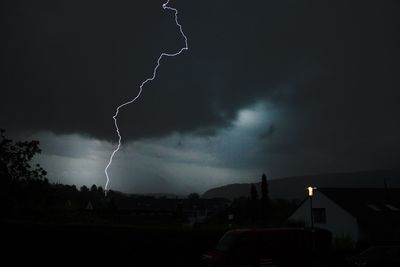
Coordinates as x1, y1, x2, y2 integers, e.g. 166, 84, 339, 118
1, 0, 399, 194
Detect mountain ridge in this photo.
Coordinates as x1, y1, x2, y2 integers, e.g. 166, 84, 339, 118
202, 169, 400, 201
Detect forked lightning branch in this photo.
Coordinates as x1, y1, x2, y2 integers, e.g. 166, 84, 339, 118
104, 0, 189, 193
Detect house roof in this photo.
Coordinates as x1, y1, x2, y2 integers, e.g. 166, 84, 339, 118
318, 188, 400, 231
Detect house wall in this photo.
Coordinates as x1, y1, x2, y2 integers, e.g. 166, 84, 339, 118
288, 191, 359, 242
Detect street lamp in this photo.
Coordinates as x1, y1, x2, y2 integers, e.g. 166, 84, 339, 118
307, 186, 315, 197
307, 186, 317, 256
307, 186, 317, 230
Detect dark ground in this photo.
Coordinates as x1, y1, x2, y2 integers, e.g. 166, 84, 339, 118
1, 220, 225, 266
1, 220, 355, 267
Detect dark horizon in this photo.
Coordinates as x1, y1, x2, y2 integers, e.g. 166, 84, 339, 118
9, 162, 400, 196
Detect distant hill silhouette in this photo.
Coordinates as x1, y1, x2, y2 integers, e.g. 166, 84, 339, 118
202, 169, 400, 201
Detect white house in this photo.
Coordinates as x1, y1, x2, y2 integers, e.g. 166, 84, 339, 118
288, 188, 400, 244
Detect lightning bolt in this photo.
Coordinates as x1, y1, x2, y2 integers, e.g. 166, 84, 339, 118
104, 0, 188, 194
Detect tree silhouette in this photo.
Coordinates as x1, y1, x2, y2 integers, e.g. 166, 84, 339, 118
90, 184, 98, 193
250, 184, 259, 223
188, 193, 200, 200
97, 186, 104, 195
0, 129, 47, 181
80, 185, 89, 193
261, 173, 270, 224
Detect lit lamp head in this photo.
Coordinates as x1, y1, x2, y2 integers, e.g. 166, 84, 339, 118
307, 186, 317, 197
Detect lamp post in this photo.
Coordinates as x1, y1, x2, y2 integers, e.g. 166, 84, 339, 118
307, 186, 317, 259
307, 186, 317, 230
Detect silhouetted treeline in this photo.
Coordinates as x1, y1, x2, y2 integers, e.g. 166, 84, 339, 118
1, 129, 294, 227
0, 129, 111, 222
205, 174, 297, 227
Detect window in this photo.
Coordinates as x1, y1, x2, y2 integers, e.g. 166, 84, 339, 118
312, 208, 326, 224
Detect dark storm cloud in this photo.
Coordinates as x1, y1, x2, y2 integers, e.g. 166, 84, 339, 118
1, 0, 399, 153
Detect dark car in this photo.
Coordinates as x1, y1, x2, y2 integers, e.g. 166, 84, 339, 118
202, 228, 332, 267
346, 245, 400, 267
